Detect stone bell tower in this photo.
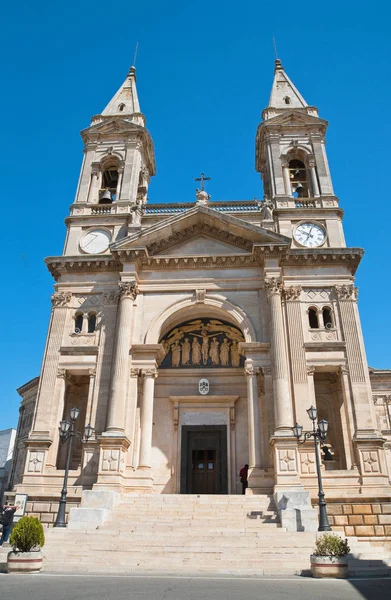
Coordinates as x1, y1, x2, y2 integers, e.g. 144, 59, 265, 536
256, 59, 345, 248
64, 66, 156, 256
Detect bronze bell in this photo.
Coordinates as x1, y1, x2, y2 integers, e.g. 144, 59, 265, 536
99, 189, 112, 204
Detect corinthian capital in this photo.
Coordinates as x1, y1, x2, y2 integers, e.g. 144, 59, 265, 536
119, 281, 139, 300
335, 285, 358, 301
284, 286, 302, 301
244, 365, 260, 378
264, 277, 283, 297
51, 291, 72, 307
141, 367, 158, 379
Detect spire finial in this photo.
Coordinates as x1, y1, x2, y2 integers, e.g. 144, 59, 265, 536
274, 58, 283, 72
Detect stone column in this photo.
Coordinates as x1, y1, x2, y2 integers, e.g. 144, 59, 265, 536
261, 366, 274, 469
86, 368, 97, 425
265, 278, 293, 434
281, 157, 292, 196
308, 157, 320, 197
114, 166, 124, 202
139, 367, 158, 469
86, 164, 100, 204
245, 364, 261, 468
106, 281, 138, 434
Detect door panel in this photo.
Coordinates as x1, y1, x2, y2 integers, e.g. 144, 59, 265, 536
181, 425, 228, 494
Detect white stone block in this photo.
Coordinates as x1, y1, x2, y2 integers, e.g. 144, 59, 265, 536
68, 507, 109, 530
274, 490, 318, 532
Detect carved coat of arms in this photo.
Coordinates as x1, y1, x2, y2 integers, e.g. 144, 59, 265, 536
198, 379, 210, 395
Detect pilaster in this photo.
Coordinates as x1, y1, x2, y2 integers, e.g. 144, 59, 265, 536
31, 291, 71, 440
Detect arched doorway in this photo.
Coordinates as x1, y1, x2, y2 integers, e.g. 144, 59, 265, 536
149, 311, 249, 494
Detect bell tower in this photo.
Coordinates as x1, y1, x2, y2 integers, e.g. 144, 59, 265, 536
256, 60, 345, 248
64, 66, 156, 256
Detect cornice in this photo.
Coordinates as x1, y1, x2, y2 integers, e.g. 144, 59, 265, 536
45, 248, 364, 278
45, 256, 120, 280
281, 248, 363, 275
17, 376, 40, 397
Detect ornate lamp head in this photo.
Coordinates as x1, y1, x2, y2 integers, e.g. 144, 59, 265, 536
69, 407, 80, 421
293, 422, 303, 439
307, 405, 318, 422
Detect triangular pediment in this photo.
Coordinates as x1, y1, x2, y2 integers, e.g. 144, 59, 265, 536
154, 235, 250, 256
111, 205, 290, 258
83, 117, 144, 137
265, 110, 327, 128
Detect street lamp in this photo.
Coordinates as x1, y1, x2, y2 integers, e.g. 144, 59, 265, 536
293, 405, 331, 532
54, 407, 94, 528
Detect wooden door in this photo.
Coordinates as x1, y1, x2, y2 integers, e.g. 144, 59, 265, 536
181, 426, 228, 494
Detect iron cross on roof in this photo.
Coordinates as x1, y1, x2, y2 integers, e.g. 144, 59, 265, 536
194, 172, 210, 191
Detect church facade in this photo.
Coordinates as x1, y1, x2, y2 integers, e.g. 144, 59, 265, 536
11, 61, 391, 516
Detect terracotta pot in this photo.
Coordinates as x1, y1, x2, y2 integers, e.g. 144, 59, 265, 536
310, 554, 348, 578
7, 550, 43, 574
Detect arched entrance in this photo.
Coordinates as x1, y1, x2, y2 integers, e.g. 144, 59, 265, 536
158, 317, 245, 494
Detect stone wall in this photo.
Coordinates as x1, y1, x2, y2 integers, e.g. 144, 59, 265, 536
321, 499, 391, 537
24, 498, 80, 527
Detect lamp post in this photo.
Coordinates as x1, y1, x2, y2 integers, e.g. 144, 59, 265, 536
53, 407, 94, 528
293, 405, 331, 532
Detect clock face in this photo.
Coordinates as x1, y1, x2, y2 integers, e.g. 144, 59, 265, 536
80, 229, 111, 254
293, 223, 326, 248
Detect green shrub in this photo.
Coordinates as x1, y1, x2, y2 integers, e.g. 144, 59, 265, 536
313, 533, 350, 557
9, 516, 45, 552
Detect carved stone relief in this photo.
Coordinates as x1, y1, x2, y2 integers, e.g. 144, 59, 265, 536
27, 451, 44, 473
362, 451, 380, 473
305, 289, 332, 302
300, 452, 316, 474
159, 318, 245, 369
264, 278, 283, 296
51, 292, 72, 307
335, 285, 358, 301
101, 449, 122, 472
278, 449, 296, 472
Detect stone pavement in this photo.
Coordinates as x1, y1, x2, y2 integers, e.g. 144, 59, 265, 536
0, 573, 391, 600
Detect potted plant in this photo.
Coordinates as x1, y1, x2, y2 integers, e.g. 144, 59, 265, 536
7, 516, 45, 574
311, 533, 350, 578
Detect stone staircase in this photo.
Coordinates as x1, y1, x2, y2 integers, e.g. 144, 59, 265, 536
41, 494, 318, 575
1, 494, 390, 576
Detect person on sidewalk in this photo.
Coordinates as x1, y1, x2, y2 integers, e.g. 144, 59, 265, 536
239, 464, 249, 495
0, 503, 17, 546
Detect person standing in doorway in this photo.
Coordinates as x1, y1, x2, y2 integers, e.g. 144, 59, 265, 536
239, 464, 249, 495
0, 503, 17, 545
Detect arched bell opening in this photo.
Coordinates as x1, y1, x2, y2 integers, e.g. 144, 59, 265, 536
99, 158, 120, 203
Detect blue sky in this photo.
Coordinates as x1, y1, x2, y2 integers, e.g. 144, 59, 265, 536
0, 1, 390, 430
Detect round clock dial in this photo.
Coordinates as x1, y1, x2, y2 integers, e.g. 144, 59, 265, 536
80, 229, 111, 254
293, 223, 326, 248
